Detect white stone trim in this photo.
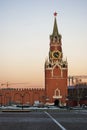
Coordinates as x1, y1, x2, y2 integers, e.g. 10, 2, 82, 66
53, 88, 62, 99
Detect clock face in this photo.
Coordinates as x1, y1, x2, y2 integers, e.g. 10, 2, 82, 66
52, 50, 61, 59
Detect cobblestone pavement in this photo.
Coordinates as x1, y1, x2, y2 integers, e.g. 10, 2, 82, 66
0, 110, 87, 130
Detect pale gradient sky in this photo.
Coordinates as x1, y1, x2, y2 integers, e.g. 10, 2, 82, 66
0, 0, 87, 88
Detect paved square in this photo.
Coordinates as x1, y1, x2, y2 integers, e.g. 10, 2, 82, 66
0, 110, 87, 130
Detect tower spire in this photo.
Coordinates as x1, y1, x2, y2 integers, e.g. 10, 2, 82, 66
50, 12, 61, 42
53, 18, 58, 37
52, 12, 59, 38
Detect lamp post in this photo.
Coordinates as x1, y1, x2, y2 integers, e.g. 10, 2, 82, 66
77, 84, 80, 106
0, 94, 2, 106
21, 94, 25, 110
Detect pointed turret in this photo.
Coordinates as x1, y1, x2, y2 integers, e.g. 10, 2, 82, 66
50, 12, 61, 43
52, 15, 59, 37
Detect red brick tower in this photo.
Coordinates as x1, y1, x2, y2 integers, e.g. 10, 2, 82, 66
45, 12, 68, 106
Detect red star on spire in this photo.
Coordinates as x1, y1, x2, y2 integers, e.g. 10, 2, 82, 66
54, 12, 57, 16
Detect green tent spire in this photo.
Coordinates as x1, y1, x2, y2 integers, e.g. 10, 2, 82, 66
52, 17, 59, 37
50, 12, 61, 42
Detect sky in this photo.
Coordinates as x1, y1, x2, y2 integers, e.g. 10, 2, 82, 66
0, 0, 87, 88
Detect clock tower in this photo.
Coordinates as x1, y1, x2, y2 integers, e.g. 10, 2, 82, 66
45, 13, 68, 106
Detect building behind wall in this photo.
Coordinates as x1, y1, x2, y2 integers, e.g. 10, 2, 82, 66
68, 83, 87, 106
0, 13, 68, 106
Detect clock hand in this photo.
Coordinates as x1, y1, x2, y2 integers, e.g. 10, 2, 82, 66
55, 53, 58, 57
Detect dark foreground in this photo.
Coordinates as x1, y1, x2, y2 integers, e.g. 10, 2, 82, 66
0, 110, 87, 130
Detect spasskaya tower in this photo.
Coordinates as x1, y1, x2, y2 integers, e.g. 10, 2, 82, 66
45, 12, 68, 106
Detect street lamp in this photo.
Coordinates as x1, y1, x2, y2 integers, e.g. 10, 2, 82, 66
0, 94, 2, 106
77, 84, 80, 106
21, 94, 25, 110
